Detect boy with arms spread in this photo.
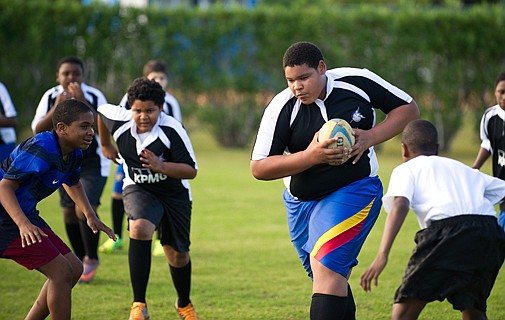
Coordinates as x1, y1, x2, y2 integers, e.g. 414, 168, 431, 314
98, 78, 198, 320
361, 119, 505, 320
472, 71, 505, 231
31, 56, 110, 283
0, 99, 115, 320
250, 41, 419, 319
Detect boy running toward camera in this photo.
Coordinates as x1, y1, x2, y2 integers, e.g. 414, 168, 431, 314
98, 78, 199, 320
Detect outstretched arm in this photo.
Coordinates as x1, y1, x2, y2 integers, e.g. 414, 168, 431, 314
62, 182, 116, 241
360, 196, 410, 292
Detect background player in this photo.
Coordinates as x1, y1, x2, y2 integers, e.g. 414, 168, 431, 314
99, 59, 183, 256
0, 99, 115, 319
31, 56, 110, 283
250, 41, 419, 320
98, 78, 198, 320
0, 81, 17, 161
472, 71, 505, 231
361, 119, 505, 320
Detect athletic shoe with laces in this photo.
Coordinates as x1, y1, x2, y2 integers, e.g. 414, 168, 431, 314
152, 239, 164, 257
129, 302, 150, 320
99, 236, 123, 253
79, 256, 99, 284
175, 301, 199, 320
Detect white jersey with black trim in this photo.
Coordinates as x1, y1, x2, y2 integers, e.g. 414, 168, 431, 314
251, 67, 413, 201
0, 82, 17, 144
97, 103, 197, 202
31, 83, 110, 177
119, 92, 182, 122
479, 104, 505, 180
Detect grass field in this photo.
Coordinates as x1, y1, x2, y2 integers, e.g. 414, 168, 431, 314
1, 124, 504, 319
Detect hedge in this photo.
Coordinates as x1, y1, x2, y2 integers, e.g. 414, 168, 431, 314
1, 1, 504, 148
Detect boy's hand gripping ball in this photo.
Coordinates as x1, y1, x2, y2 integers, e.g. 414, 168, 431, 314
318, 118, 355, 165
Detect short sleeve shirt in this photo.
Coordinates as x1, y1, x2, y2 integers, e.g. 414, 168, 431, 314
0, 131, 82, 223
0, 82, 17, 144
479, 104, 505, 180
383, 155, 505, 228
251, 67, 413, 201
98, 103, 197, 202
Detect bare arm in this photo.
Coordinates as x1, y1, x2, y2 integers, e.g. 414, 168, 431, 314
250, 131, 350, 181
472, 147, 490, 169
350, 101, 420, 164
360, 196, 410, 292
0, 178, 48, 247
0, 117, 16, 128
97, 115, 119, 164
62, 182, 116, 240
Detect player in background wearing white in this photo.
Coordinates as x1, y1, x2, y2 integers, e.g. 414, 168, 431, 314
472, 71, 505, 231
98, 78, 199, 320
361, 119, 505, 320
0, 81, 17, 161
250, 41, 419, 320
99, 60, 182, 256
31, 56, 110, 283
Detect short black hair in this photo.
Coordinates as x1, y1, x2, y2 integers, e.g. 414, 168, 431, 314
282, 41, 324, 69
495, 71, 505, 88
57, 56, 84, 73
127, 77, 165, 108
52, 99, 92, 128
143, 60, 167, 77
401, 119, 438, 154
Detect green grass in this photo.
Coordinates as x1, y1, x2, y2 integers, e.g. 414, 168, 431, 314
1, 126, 504, 319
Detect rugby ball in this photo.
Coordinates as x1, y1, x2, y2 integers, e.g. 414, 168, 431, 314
318, 118, 355, 165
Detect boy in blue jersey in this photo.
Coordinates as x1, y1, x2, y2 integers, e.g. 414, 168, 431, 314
0, 99, 116, 320
98, 78, 198, 320
251, 41, 419, 319
361, 119, 505, 320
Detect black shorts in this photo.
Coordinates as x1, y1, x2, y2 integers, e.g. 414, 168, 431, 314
123, 185, 192, 252
58, 175, 107, 208
394, 215, 505, 312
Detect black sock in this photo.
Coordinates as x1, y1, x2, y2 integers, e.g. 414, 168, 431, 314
310, 293, 348, 320
345, 285, 356, 320
65, 223, 85, 260
79, 219, 100, 260
129, 239, 152, 303
111, 198, 124, 238
170, 260, 192, 307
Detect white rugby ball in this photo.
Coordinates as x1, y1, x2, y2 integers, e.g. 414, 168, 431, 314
318, 118, 355, 165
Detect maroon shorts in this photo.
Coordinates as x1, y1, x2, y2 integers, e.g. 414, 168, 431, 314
1, 227, 71, 270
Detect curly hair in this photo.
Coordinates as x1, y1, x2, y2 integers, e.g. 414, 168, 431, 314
127, 77, 165, 108
52, 99, 91, 128
282, 41, 324, 69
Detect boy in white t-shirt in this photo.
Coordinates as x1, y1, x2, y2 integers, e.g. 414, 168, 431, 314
360, 119, 505, 320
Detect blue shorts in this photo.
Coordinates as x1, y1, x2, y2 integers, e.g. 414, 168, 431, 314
284, 176, 383, 278
498, 211, 505, 231
112, 164, 125, 194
